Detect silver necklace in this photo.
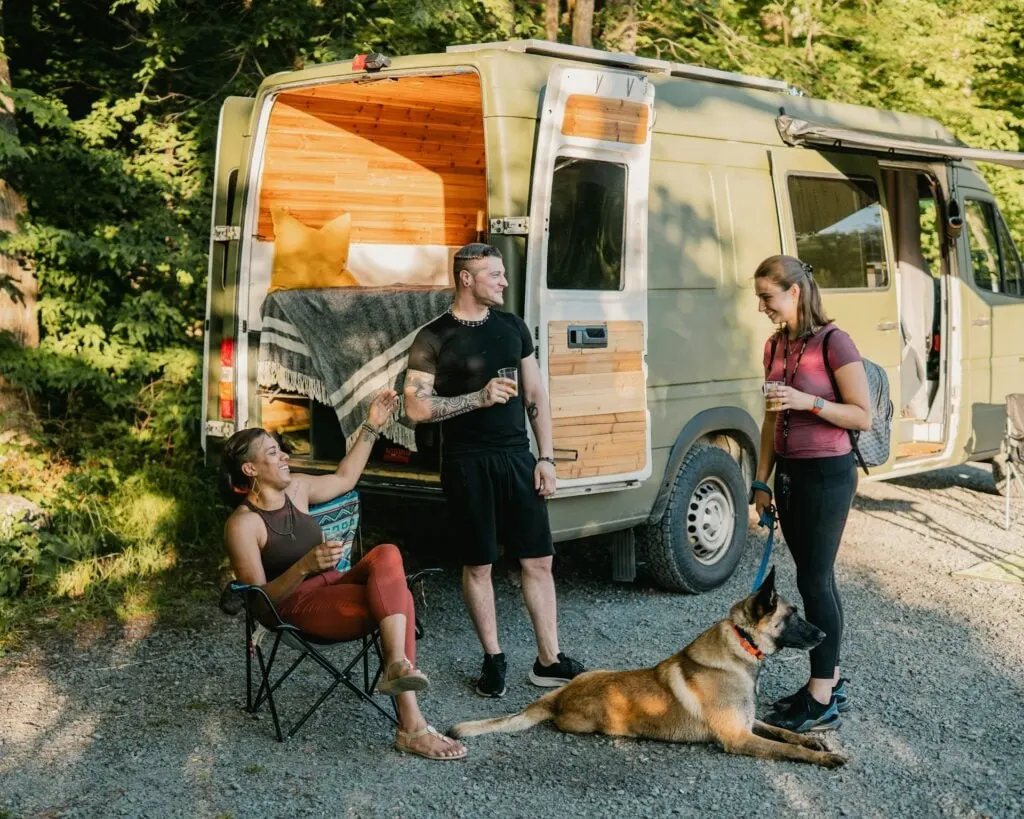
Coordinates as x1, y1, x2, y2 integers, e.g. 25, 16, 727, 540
448, 305, 490, 327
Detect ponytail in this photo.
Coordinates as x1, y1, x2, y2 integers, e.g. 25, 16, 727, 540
218, 428, 267, 507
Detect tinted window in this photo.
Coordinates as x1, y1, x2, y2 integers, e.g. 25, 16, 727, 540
965, 200, 1002, 294
995, 211, 1024, 297
787, 176, 888, 289
547, 157, 626, 290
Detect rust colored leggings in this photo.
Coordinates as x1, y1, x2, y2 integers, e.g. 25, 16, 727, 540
277, 544, 416, 662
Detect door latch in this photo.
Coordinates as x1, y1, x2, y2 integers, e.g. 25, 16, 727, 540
567, 324, 608, 349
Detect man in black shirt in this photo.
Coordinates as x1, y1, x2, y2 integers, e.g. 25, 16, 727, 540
405, 243, 584, 697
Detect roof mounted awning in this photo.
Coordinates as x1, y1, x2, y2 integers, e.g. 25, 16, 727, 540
777, 115, 1024, 170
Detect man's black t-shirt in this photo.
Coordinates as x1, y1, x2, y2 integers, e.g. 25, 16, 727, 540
407, 309, 534, 454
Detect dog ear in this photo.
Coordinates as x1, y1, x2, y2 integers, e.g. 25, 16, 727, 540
752, 566, 778, 618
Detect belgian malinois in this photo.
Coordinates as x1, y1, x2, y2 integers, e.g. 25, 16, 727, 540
451, 568, 847, 768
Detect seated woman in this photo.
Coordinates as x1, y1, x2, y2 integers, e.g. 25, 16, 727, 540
221, 390, 465, 761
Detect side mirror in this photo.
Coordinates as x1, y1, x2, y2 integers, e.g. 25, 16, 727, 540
947, 199, 964, 238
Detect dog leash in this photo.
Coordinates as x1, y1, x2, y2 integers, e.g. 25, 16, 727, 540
752, 504, 777, 592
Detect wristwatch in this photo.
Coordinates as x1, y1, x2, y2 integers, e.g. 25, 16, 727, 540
811, 396, 825, 415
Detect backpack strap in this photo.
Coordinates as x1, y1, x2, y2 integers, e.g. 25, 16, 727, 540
822, 328, 870, 474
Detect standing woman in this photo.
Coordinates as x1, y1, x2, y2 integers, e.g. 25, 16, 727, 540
751, 255, 872, 733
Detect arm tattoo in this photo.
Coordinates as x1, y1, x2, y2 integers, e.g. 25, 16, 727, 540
407, 373, 485, 422
525, 400, 539, 421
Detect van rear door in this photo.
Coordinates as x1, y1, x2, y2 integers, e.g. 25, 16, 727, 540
768, 147, 901, 473
524, 65, 654, 492
202, 96, 253, 455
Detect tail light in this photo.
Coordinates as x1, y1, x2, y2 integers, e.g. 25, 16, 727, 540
219, 338, 235, 420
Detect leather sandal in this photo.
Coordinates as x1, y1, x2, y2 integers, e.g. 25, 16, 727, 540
377, 658, 430, 697
394, 725, 467, 761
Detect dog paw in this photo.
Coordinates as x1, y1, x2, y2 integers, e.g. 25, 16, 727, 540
803, 736, 830, 752
821, 751, 848, 769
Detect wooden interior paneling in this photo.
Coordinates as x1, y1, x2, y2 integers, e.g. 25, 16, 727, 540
548, 320, 647, 479
561, 94, 649, 145
258, 73, 486, 245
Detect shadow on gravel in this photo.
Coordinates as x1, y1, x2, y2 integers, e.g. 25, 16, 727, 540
4, 497, 1023, 818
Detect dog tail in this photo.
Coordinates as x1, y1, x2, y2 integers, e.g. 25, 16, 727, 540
449, 693, 558, 739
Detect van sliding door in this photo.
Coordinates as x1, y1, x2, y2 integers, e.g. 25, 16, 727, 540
524, 65, 654, 492
768, 148, 901, 473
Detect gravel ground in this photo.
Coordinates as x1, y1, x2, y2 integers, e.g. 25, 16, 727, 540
2, 463, 1023, 819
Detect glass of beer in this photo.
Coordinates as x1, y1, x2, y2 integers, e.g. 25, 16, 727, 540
763, 380, 785, 412
498, 367, 519, 397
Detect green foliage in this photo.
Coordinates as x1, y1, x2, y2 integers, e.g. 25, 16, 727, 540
1, 0, 1023, 638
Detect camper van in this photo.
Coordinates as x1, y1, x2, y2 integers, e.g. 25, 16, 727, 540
202, 39, 1024, 593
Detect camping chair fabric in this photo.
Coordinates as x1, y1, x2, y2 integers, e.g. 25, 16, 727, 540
1003, 394, 1024, 530
230, 581, 397, 742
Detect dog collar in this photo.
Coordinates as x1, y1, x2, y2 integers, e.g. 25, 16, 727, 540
731, 624, 765, 661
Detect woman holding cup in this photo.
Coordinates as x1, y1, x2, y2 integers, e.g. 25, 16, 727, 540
751, 255, 872, 733
219, 390, 467, 761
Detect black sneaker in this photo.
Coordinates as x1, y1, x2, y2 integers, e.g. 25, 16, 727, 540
475, 652, 507, 698
764, 689, 841, 733
771, 678, 851, 714
528, 653, 585, 688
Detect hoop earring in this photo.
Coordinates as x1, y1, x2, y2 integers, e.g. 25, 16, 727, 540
249, 475, 262, 501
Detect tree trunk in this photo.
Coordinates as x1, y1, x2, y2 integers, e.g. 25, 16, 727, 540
604, 0, 637, 54
571, 0, 594, 48
0, 2, 37, 348
545, 0, 559, 42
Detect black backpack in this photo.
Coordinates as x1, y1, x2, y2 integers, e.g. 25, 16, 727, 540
822, 328, 893, 474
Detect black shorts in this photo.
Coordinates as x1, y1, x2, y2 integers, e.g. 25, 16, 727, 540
440, 450, 555, 566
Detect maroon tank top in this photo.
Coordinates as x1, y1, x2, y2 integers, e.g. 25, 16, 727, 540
244, 495, 323, 582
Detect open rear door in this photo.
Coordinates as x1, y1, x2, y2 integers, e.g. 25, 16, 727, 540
524, 65, 654, 491
202, 96, 253, 454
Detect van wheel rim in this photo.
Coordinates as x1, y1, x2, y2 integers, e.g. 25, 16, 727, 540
686, 478, 734, 565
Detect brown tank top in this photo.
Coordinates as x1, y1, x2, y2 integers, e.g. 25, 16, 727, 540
244, 495, 324, 582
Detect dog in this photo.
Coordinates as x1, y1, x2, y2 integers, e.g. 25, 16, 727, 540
451, 568, 847, 768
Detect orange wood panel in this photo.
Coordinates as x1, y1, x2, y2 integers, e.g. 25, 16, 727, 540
258, 74, 486, 244
561, 94, 649, 145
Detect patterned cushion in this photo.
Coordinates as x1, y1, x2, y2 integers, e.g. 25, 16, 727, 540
309, 490, 360, 573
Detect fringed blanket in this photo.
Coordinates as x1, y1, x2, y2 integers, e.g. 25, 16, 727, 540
257, 286, 453, 452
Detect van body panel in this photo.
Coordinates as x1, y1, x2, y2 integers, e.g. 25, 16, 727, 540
203, 41, 1022, 567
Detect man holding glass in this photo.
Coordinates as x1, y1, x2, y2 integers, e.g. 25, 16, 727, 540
404, 243, 585, 698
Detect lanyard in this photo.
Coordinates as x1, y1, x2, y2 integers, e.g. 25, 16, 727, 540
781, 335, 808, 456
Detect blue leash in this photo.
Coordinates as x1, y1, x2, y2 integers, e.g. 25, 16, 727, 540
752, 504, 777, 592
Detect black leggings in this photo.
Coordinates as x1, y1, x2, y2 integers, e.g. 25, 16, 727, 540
774, 453, 857, 679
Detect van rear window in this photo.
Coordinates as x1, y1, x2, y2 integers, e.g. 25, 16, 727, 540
547, 157, 626, 291
787, 175, 888, 289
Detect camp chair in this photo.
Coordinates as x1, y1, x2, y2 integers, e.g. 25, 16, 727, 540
219, 489, 440, 742
1000, 394, 1024, 530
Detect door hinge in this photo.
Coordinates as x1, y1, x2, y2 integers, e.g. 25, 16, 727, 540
205, 420, 235, 438
489, 217, 530, 235
212, 225, 241, 242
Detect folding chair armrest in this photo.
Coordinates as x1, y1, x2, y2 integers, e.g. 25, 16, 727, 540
229, 581, 293, 630
405, 568, 443, 587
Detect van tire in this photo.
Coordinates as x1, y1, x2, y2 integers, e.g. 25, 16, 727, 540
638, 444, 747, 593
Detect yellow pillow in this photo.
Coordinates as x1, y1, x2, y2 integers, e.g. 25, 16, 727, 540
268, 208, 360, 292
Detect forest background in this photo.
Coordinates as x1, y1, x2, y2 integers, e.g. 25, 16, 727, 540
1, 0, 1022, 650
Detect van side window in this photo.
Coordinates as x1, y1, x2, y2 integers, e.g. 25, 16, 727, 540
965, 200, 1003, 294
547, 157, 626, 290
786, 175, 888, 289
995, 210, 1024, 297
